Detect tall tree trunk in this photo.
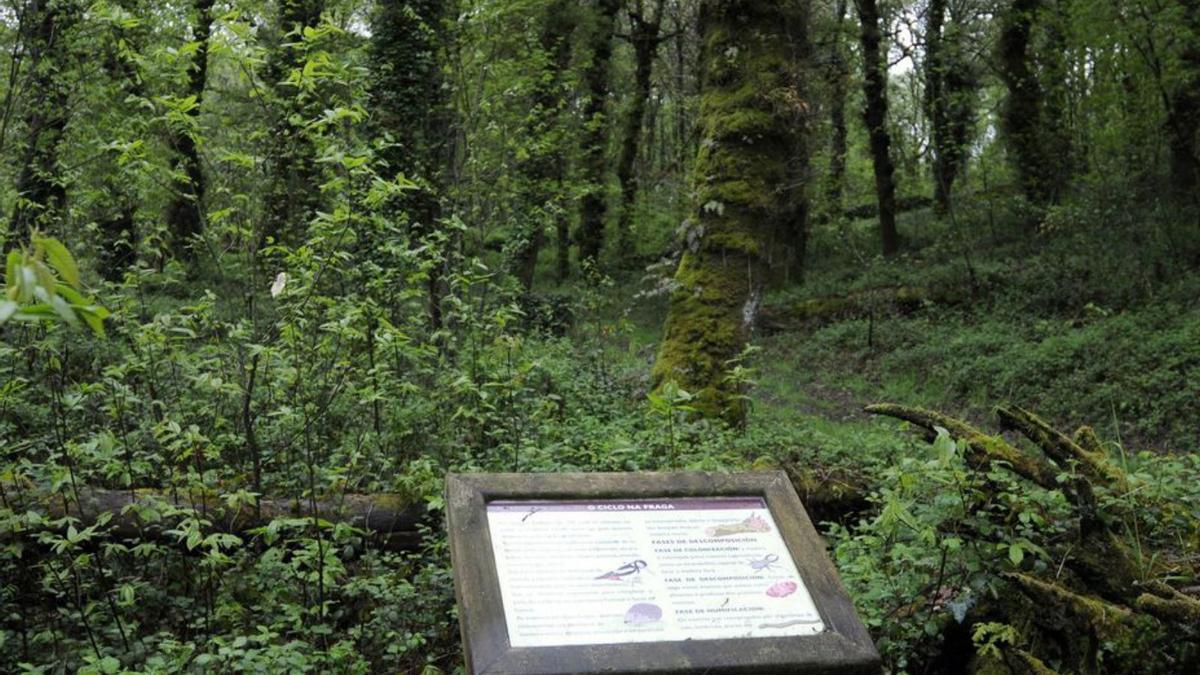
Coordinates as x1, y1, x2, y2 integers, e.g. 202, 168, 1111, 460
652, 0, 807, 426
165, 0, 215, 260
511, 1, 575, 291
998, 0, 1069, 207
369, 0, 450, 328
7, 0, 80, 248
260, 0, 325, 251
924, 0, 975, 217
1168, 0, 1200, 197
826, 0, 849, 220
855, 0, 899, 256
575, 0, 620, 269
614, 0, 664, 259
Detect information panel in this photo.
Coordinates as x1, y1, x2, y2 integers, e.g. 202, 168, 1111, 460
486, 497, 825, 648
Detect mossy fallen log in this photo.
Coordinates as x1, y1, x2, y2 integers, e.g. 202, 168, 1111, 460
867, 402, 1200, 673
758, 286, 932, 331
1, 485, 430, 551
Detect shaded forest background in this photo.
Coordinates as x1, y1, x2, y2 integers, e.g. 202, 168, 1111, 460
0, 0, 1198, 672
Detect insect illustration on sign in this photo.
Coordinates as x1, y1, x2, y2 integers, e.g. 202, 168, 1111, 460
595, 559, 647, 581
749, 553, 780, 573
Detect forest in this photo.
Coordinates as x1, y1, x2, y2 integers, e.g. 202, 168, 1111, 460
0, 0, 1198, 672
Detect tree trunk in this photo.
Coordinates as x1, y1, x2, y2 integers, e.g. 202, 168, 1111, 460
925, 0, 954, 216
652, 0, 806, 426
575, 0, 620, 269
998, 0, 1069, 207
614, 1, 664, 259
7, 0, 80, 248
511, 1, 575, 291
855, 0, 899, 256
369, 0, 451, 328
260, 0, 325, 251
4, 485, 430, 552
165, 0, 215, 260
1168, 0, 1200, 197
826, 0, 850, 220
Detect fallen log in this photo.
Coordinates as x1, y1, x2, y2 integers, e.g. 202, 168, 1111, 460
2, 485, 431, 551
758, 284, 969, 332
866, 402, 1200, 673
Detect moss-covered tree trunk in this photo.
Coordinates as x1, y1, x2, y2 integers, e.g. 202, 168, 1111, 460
924, 0, 975, 218
855, 0, 899, 256
165, 0, 215, 260
1168, 0, 1200, 197
652, 0, 806, 425
998, 0, 1070, 207
7, 0, 81, 248
369, 0, 450, 328
511, 1, 575, 291
825, 0, 850, 221
614, 0, 665, 259
260, 0, 325, 251
575, 0, 620, 269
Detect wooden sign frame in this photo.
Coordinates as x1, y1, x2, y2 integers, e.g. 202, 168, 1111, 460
445, 471, 880, 674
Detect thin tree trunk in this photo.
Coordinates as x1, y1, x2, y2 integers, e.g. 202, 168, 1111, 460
369, 0, 451, 328
1168, 0, 1200, 197
260, 0, 325, 251
826, 0, 849, 219
614, 1, 664, 259
652, 0, 806, 426
511, 0, 575, 291
165, 0, 215, 260
576, 0, 621, 269
855, 0, 899, 256
7, 0, 79, 247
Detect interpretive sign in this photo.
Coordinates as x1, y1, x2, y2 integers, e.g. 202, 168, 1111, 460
446, 472, 879, 674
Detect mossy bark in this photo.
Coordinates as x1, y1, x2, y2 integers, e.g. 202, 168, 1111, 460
997, 0, 1070, 207
855, 0, 899, 256
824, 0, 850, 221
368, 0, 451, 327
7, 0, 81, 248
652, 0, 806, 425
614, 1, 665, 259
260, 0, 325, 251
924, 0, 975, 218
511, 1, 575, 290
575, 0, 621, 268
869, 403, 1200, 673
165, 0, 215, 260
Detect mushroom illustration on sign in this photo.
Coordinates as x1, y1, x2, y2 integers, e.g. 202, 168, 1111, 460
766, 580, 798, 598
706, 512, 771, 537
624, 602, 663, 625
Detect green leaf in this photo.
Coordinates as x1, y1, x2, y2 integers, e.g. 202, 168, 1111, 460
38, 237, 80, 289
1008, 543, 1024, 566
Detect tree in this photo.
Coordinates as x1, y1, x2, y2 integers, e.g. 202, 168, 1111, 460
613, 0, 668, 258
855, 0, 899, 256
164, 0, 215, 260
260, 0, 325, 250
1168, 0, 1200, 196
923, 0, 976, 217
369, 0, 451, 327
997, 0, 1069, 207
510, 0, 576, 290
575, 0, 620, 269
652, 0, 807, 425
824, 0, 851, 220
7, 0, 82, 248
